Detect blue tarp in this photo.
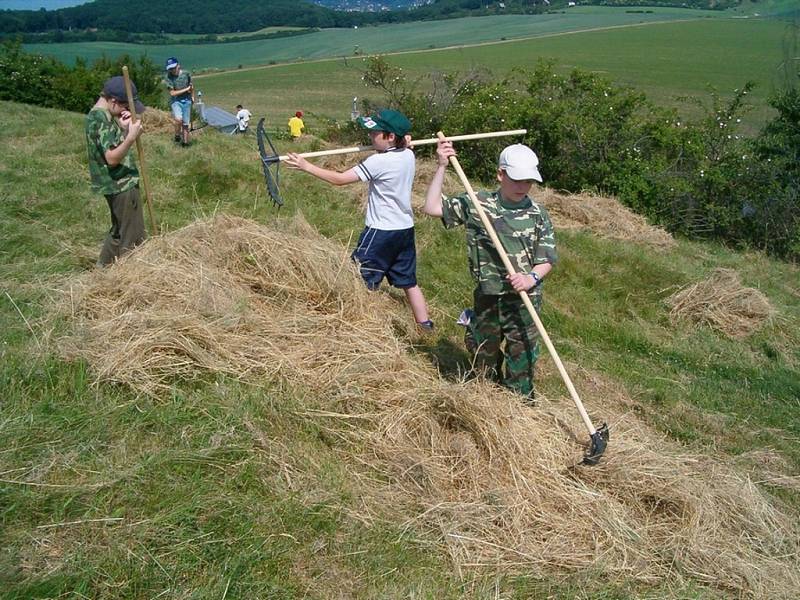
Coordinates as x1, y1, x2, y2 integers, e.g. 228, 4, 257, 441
202, 106, 238, 135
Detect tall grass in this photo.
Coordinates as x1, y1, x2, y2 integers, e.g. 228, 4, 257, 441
1, 100, 798, 598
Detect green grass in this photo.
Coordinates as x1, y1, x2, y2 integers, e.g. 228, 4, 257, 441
25, 8, 728, 70
1, 100, 799, 598
194, 17, 790, 135
21, 7, 792, 133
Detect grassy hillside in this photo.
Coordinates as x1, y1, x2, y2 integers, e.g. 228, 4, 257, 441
195, 17, 788, 136
1, 101, 799, 598
25, 7, 725, 68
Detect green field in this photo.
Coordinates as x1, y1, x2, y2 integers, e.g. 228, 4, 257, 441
3, 4, 800, 596
195, 17, 788, 134
161, 26, 307, 41
22, 6, 793, 132
26, 7, 727, 69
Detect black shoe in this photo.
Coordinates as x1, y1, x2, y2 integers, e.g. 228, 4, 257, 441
174, 134, 181, 143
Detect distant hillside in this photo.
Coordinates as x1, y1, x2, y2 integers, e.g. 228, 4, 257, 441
1, 0, 738, 35
0, 0, 356, 34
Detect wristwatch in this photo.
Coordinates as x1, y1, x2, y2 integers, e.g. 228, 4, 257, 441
529, 271, 541, 287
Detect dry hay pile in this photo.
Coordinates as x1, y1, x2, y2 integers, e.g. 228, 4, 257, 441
411, 157, 462, 210
667, 268, 775, 338
59, 214, 411, 393
57, 215, 799, 597
537, 188, 676, 249
141, 108, 176, 134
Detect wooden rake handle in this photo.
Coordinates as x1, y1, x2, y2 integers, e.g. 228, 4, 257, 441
438, 131, 598, 436
275, 129, 527, 162
122, 66, 158, 235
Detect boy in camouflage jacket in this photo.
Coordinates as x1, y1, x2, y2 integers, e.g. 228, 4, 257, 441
85, 76, 146, 266
423, 141, 557, 400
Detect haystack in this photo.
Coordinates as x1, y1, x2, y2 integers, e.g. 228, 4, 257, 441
667, 268, 774, 338
56, 215, 799, 597
141, 108, 177, 134
537, 188, 676, 248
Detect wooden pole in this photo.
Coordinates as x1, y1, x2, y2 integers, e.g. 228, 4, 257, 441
121, 66, 158, 235
275, 129, 527, 162
437, 131, 598, 437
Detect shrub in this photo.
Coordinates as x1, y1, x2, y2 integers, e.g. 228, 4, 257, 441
357, 57, 799, 261
0, 40, 164, 113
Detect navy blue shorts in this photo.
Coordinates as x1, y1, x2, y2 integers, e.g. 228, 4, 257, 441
351, 226, 418, 290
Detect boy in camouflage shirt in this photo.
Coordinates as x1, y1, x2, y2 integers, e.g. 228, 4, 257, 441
423, 141, 557, 400
85, 75, 146, 266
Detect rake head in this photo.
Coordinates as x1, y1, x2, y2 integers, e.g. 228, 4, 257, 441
256, 118, 283, 207
582, 423, 610, 466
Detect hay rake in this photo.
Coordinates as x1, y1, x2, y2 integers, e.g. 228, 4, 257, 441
255, 119, 527, 208
436, 131, 609, 466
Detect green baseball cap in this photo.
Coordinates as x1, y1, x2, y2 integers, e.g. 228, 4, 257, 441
357, 109, 411, 136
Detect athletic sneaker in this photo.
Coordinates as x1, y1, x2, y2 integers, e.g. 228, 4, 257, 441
416, 319, 434, 332
456, 308, 475, 327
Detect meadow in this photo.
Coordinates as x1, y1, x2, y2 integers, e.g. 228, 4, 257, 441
3, 4, 800, 596
25, 7, 728, 69
1, 97, 799, 598
195, 17, 790, 135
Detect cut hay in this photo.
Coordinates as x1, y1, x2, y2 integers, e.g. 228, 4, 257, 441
667, 268, 775, 338
55, 215, 799, 597
537, 188, 676, 249
141, 108, 177, 134
58, 214, 412, 395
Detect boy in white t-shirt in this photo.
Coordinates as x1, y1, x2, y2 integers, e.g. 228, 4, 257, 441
284, 109, 433, 331
235, 104, 252, 133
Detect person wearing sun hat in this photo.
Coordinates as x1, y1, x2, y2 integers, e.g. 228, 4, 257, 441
163, 56, 194, 146
284, 108, 433, 332
85, 75, 147, 266
423, 141, 557, 401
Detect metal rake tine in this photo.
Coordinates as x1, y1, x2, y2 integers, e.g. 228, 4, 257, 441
257, 119, 284, 207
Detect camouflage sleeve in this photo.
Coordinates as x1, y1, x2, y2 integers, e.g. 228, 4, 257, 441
534, 205, 558, 266
86, 113, 101, 151
86, 111, 119, 156
440, 194, 469, 229
164, 77, 175, 91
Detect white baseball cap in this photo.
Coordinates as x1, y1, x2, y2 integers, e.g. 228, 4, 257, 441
498, 144, 542, 182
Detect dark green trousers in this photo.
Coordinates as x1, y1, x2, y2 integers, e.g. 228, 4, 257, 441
98, 186, 145, 266
465, 289, 542, 399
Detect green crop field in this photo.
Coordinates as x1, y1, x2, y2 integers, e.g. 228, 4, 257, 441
22, 5, 794, 132
194, 17, 789, 135
26, 7, 727, 69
